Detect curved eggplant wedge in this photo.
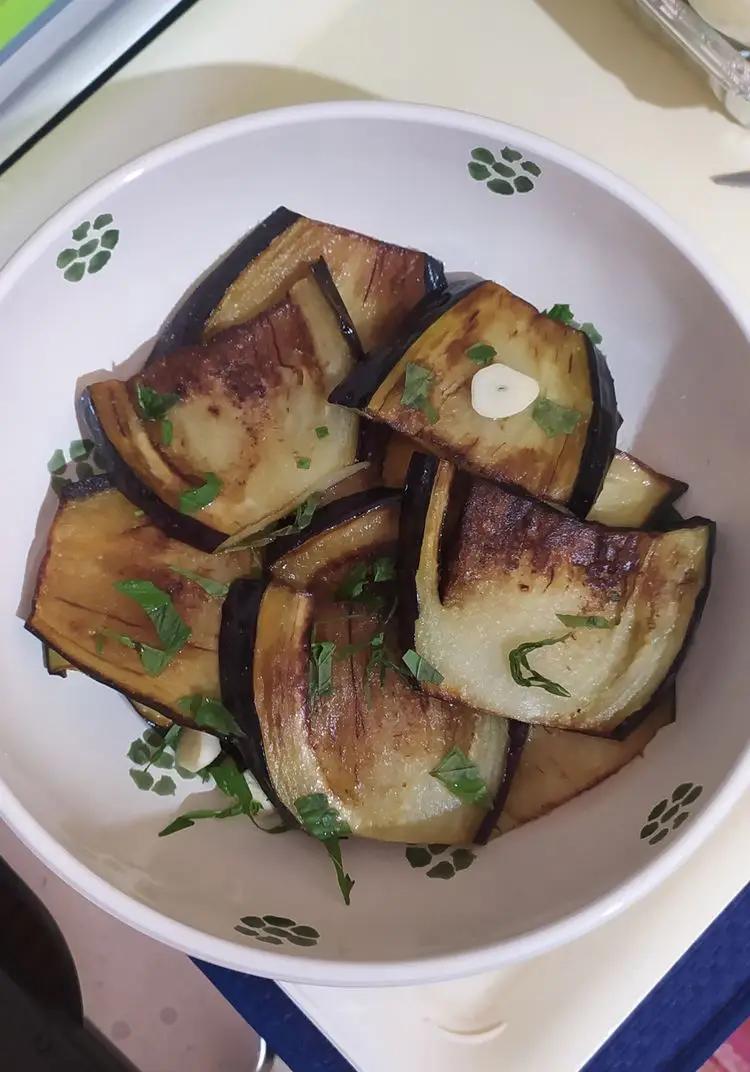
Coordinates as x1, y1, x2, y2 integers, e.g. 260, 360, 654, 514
399, 454, 714, 735
330, 277, 618, 516
81, 265, 360, 550
267, 488, 401, 591
494, 689, 675, 834
239, 580, 509, 843
198, 207, 446, 353
588, 451, 688, 528
26, 477, 256, 724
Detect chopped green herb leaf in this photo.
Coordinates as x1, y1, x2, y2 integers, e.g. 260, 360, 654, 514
579, 322, 603, 346
556, 613, 618, 629
508, 633, 572, 697
179, 472, 221, 514
401, 362, 439, 424
314, 425, 330, 439
296, 456, 311, 470
531, 397, 583, 438
130, 769, 154, 791
177, 694, 243, 737
159, 803, 243, 837
542, 303, 575, 324
430, 747, 490, 807
161, 419, 173, 446
372, 556, 396, 583
152, 775, 176, 796
309, 640, 336, 703
210, 756, 260, 817
402, 649, 444, 685
94, 632, 106, 655
136, 383, 180, 422
47, 449, 66, 474
168, 566, 229, 599
336, 561, 370, 601
69, 438, 93, 461
225, 493, 322, 552
295, 792, 354, 905
113, 579, 190, 674
466, 342, 497, 367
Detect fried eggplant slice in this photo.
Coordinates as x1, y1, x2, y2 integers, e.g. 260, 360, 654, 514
495, 689, 675, 834
330, 277, 618, 515
180, 207, 446, 354
587, 451, 687, 528
26, 477, 256, 724
80, 265, 360, 551
221, 578, 509, 844
399, 455, 713, 735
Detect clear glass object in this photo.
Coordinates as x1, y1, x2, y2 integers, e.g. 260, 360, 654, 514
627, 0, 750, 125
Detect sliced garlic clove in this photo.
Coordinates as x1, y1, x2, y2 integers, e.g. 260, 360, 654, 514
175, 727, 222, 773
470, 362, 540, 420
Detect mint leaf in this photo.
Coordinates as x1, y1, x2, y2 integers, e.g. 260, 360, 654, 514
169, 566, 229, 599
295, 792, 354, 905
113, 579, 190, 674
531, 397, 582, 438
309, 640, 336, 702
224, 493, 322, 553
466, 343, 496, 367
401, 362, 439, 424
556, 613, 617, 629
69, 438, 93, 461
177, 695, 243, 737
296, 456, 311, 470
336, 562, 370, 601
314, 425, 329, 439
159, 803, 243, 837
580, 322, 603, 346
402, 649, 443, 685
136, 383, 180, 422
47, 449, 66, 474
508, 633, 572, 697
542, 303, 575, 324
430, 747, 490, 807
161, 419, 173, 446
372, 556, 396, 583
179, 472, 221, 513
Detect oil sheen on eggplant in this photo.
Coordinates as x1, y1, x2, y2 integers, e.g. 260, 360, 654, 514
26, 477, 256, 724
81, 265, 360, 550
223, 493, 510, 843
494, 689, 676, 834
195, 207, 446, 353
399, 455, 713, 734
330, 277, 618, 516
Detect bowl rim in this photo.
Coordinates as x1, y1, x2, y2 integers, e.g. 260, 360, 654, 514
1, 98, 748, 987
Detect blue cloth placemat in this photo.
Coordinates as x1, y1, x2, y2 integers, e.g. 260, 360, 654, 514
584, 882, 750, 1072
195, 960, 357, 1072
197, 883, 749, 1072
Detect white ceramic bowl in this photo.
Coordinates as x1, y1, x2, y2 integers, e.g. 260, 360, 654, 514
1, 102, 748, 986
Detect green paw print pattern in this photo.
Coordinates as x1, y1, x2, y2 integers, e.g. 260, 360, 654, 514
234, 915, 320, 947
127, 725, 211, 796
640, 782, 703, 845
56, 214, 120, 281
405, 843, 476, 879
467, 146, 542, 195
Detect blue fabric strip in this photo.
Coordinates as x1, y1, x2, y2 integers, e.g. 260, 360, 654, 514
194, 960, 357, 1072
198, 883, 749, 1072
583, 883, 750, 1072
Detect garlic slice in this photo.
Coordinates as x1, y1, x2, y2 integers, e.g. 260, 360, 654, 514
175, 727, 222, 773
470, 362, 539, 419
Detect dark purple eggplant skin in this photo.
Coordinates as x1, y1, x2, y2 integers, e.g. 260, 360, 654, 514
148, 207, 446, 364
148, 207, 300, 361
568, 337, 619, 518
76, 390, 226, 552
474, 721, 530, 845
328, 274, 483, 411
396, 452, 438, 654
219, 578, 297, 824
310, 257, 364, 362
264, 487, 401, 568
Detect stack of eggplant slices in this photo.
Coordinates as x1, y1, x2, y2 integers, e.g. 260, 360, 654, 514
27, 208, 714, 903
